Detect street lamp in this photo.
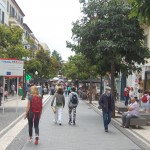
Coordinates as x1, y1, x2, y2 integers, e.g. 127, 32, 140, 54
35, 71, 38, 84
21, 69, 26, 100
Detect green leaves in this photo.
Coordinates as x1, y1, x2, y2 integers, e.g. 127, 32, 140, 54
0, 24, 29, 59
67, 0, 150, 76
63, 54, 98, 80
128, 0, 150, 25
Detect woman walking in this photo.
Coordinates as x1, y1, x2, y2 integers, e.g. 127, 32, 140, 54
25, 86, 42, 145
51, 88, 65, 125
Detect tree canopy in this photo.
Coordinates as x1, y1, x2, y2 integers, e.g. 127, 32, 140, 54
52, 50, 62, 63
63, 54, 98, 80
0, 24, 29, 59
128, 0, 150, 25
67, 0, 150, 76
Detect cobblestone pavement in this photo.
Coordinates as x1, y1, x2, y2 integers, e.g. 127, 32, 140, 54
0, 94, 50, 140
10, 97, 141, 150
90, 100, 150, 150
0, 95, 26, 134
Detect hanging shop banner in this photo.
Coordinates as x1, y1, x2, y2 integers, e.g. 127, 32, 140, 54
0, 59, 24, 77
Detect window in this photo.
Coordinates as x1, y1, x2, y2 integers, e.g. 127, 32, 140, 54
2, 12, 5, 24
7, 1, 9, 12
16, 12, 17, 19
21, 18, 23, 24
24, 45, 28, 49
0, 9, 1, 21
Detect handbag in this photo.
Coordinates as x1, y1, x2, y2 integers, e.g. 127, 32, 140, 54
51, 107, 56, 113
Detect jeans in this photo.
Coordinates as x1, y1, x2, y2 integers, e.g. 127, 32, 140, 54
27, 112, 40, 137
69, 106, 77, 122
122, 112, 138, 127
124, 96, 129, 106
102, 111, 112, 129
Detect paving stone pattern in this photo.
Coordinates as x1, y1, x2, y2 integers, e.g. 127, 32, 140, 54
20, 97, 141, 150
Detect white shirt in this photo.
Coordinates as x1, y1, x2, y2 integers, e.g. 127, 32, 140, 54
129, 90, 135, 98
128, 101, 139, 116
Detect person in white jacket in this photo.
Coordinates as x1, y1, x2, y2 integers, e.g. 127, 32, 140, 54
68, 86, 79, 125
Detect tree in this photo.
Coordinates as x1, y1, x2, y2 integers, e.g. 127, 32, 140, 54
24, 59, 42, 78
52, 50, 62, 63
128, 0, 150, 25
0, 25, 29, 59
49, 56, 62, 78
35, 49, 51, 78
63, 54, 98, 80
67, 0, 150, 117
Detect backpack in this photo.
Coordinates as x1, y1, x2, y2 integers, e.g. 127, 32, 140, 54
142, 95, 148, 103
55, 94, 63, 106
71, 93, 78, 104
31, 95, 42, 113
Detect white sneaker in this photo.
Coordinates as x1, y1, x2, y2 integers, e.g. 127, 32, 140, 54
28, 137, 32, 142
53, 120, 57, 124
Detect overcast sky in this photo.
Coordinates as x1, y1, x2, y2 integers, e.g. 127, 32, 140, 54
16, 0, 82, 61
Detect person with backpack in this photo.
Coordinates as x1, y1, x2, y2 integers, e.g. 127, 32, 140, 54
51, 88, 65, 125
141, 91, 149, 113
24, 86, 42, 145
68, 86, 79, 125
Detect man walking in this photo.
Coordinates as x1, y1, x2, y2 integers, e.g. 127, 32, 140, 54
99, 86, 114, 132
68, 86, 79, 125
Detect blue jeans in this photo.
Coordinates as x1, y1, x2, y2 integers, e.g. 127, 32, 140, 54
102, 111, 112, 129
124, 96, 129, 106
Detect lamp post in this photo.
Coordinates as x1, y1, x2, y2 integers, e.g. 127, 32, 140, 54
21, 69, 26, 100
35, 71, 38, 85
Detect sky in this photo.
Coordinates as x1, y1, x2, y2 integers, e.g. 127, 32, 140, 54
16, 0, 82, 61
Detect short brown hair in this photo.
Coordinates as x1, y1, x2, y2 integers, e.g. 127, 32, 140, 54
71, 86, 76, 92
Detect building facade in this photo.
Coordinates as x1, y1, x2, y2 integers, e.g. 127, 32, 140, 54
0, 0, 6, 24
5, 0, 25, 29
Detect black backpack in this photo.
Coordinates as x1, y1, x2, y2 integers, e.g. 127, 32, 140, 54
71, 93, 78, 104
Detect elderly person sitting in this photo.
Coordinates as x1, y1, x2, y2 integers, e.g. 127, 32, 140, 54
121, 97, 139, 128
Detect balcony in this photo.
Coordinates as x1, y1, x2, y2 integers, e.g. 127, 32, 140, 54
8, 14, 23, 29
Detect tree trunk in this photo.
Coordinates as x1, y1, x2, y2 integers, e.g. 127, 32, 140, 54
111, 58, 115, 118
89, 77, 93, 104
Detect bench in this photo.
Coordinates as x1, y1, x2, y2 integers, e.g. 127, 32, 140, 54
130, 116, 147, 127
139, 112, 150, 122
115, 103, 127, 114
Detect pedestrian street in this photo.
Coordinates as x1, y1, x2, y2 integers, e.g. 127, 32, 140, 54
18, 98, 141, 150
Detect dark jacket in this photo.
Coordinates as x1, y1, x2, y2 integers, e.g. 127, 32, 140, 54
99, 93, 114, 112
